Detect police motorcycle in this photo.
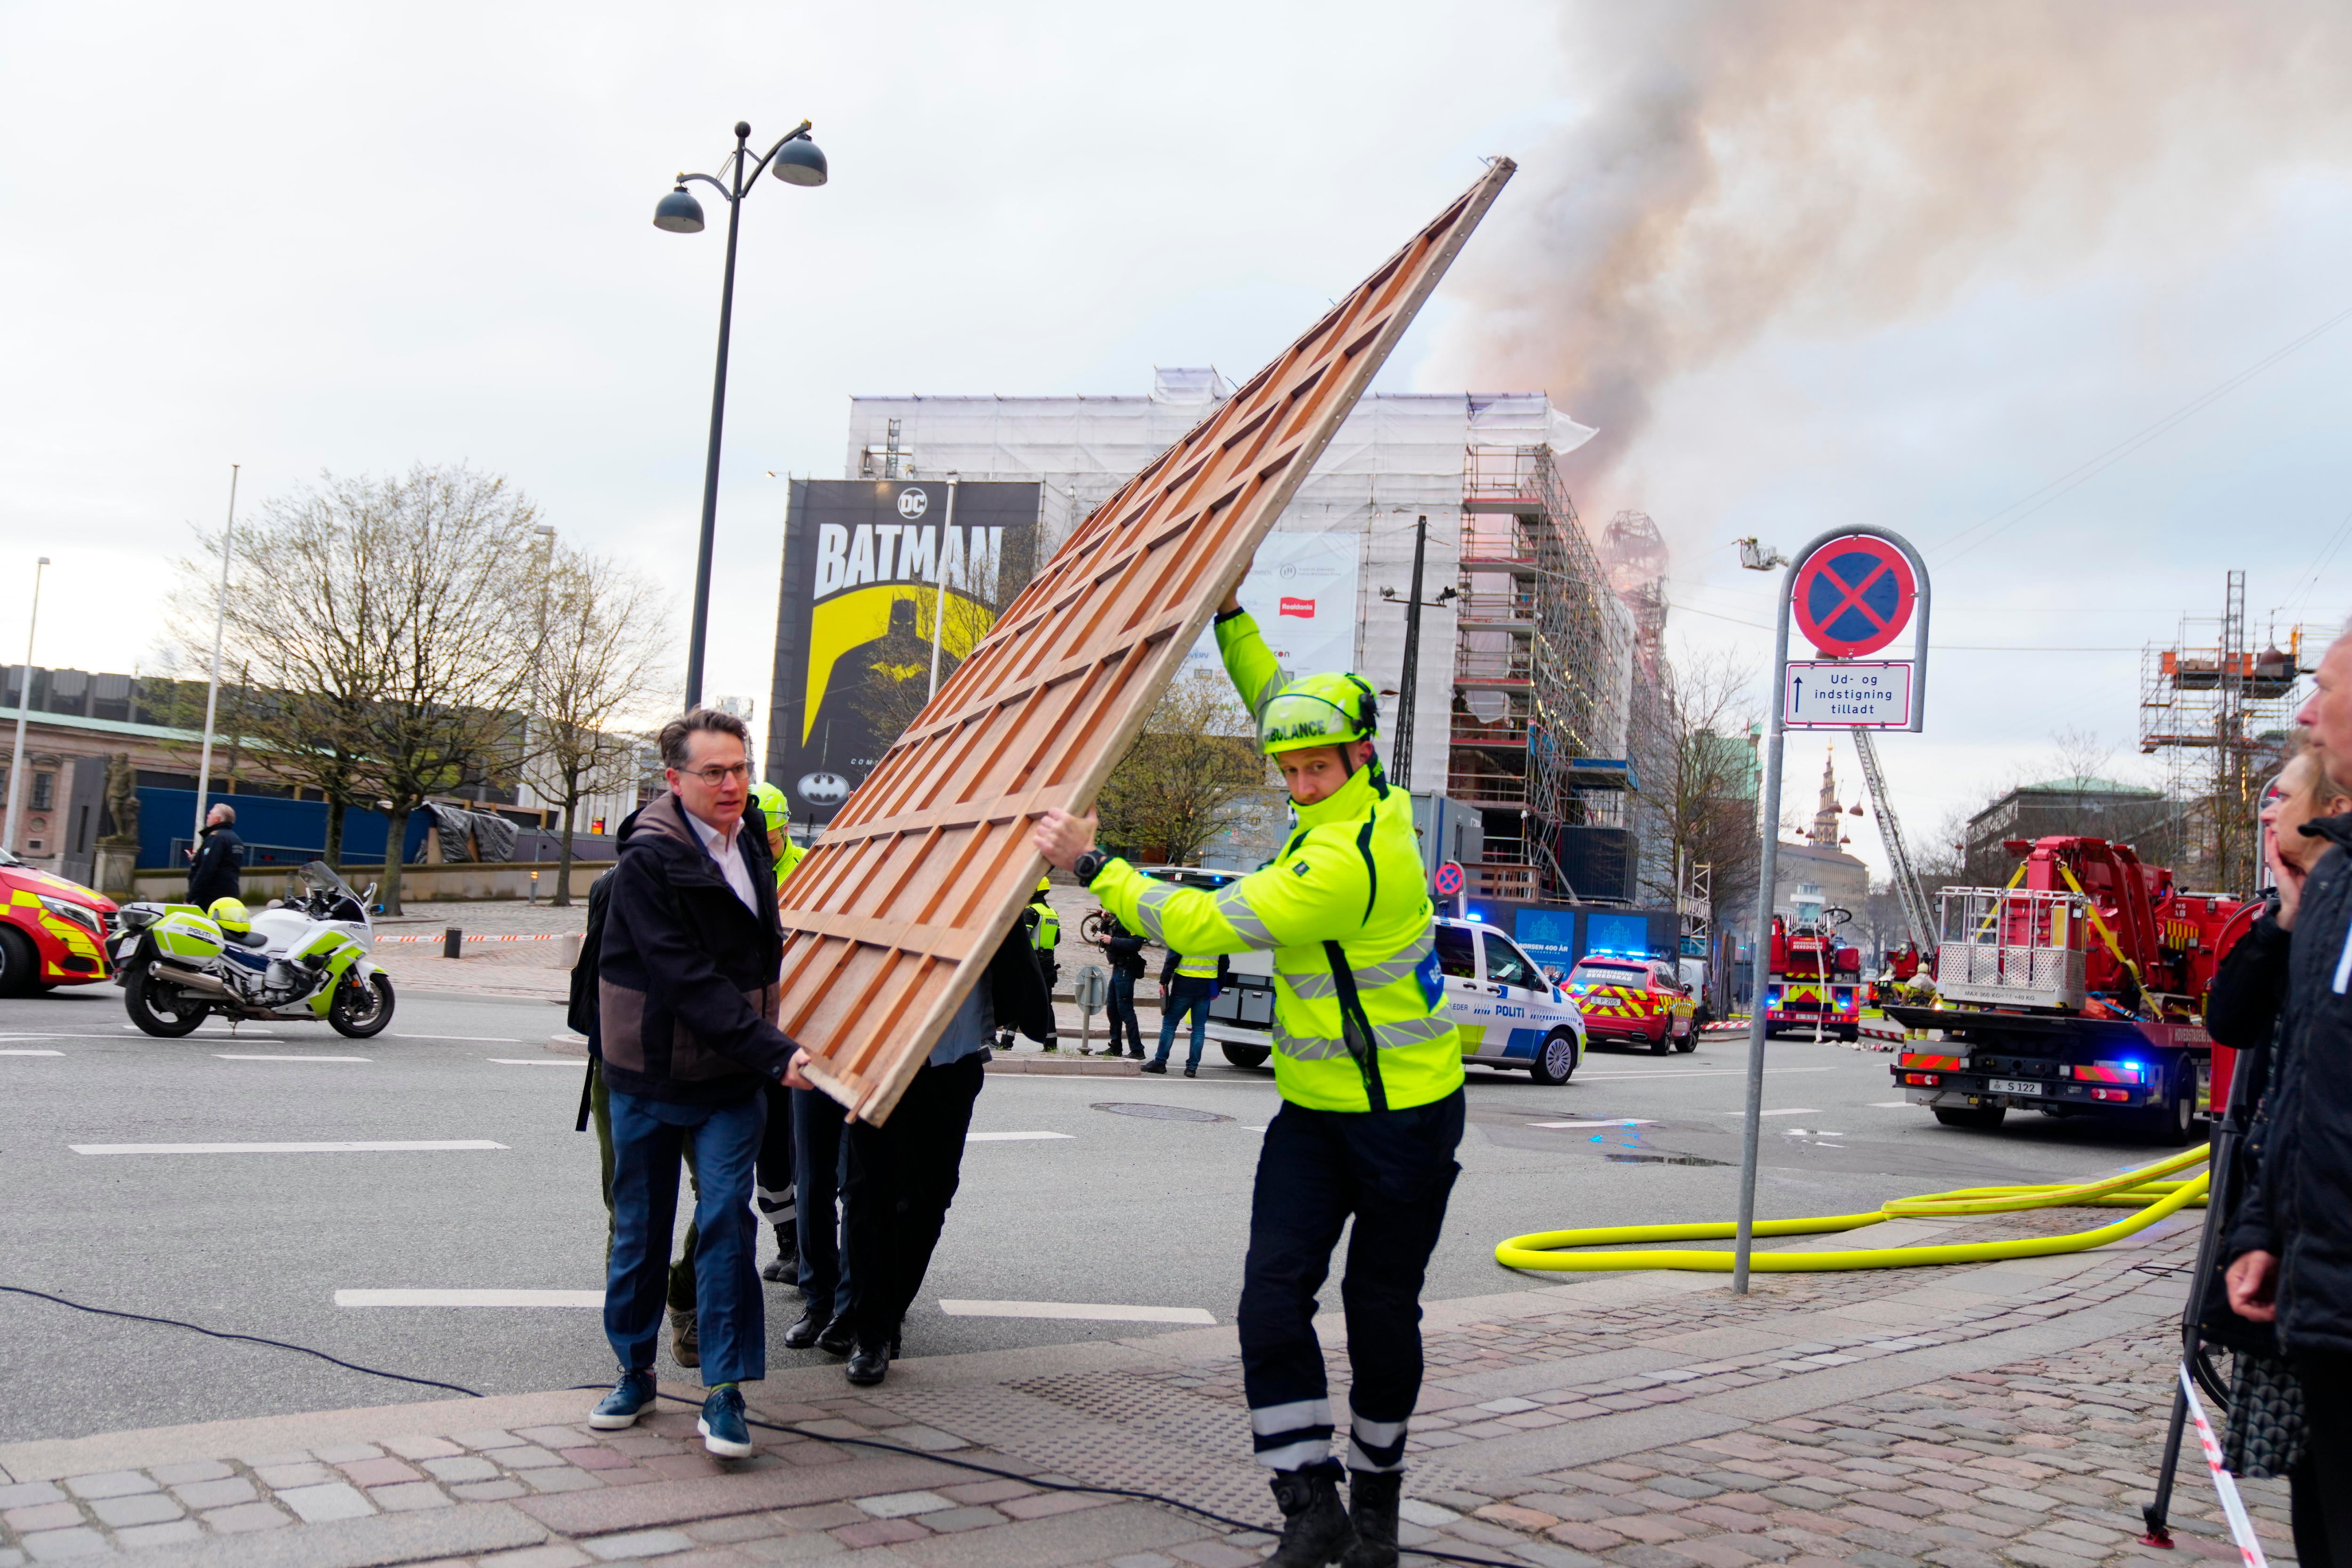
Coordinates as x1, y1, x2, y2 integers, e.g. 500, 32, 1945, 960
110, 860, 395, 1039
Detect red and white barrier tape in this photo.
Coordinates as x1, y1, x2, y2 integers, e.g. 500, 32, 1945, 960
2179, 1363, 2269, 1568
373, 932, 574, 944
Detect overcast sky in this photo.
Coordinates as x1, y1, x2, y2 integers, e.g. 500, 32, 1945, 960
5, 1, 2350, 880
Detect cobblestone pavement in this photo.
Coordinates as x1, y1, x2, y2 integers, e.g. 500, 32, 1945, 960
0, 1198, 2272, 1567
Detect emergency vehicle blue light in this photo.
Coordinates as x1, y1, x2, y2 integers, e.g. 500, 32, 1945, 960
2123, 1059, 2142, 1071
1467, 912, 1484, 922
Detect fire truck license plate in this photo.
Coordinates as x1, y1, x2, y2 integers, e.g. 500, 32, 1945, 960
1988, 1078, 2042, 1096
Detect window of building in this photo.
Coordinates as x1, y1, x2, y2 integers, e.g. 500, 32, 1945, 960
31, 772, 54, 811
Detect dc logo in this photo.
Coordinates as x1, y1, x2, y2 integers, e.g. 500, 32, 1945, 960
897, 489, 929, 519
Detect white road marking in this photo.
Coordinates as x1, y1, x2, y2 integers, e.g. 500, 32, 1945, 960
215, 1054, 371, 1063
1869, 1100, 1917, 1108
1530, 1119, 1658, 1130
335, 1289, 602, 1308
487, 1059, 580, 1067
1578, 1067, 1839, 1081
1719, 1108, 1820, 1117
396, 1035, 522, 1043
938, 1299, 1215, 1324
0, 1049, 64, 1057
73, 1140, 508, 1155
966, 1130, 1075, 1142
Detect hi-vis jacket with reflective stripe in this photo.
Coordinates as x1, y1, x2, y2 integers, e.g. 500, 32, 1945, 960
1086, 611, 1462, 1113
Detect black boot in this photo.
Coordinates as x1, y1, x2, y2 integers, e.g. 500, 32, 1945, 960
1266, 1462, 1355, 1566
1341, 1469, 1402, 1568
761, 1224, 799, 1283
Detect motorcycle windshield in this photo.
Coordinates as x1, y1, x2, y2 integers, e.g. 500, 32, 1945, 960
298, 860, 359, 899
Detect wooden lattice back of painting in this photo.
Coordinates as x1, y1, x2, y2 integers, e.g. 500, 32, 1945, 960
780, 159, 1517, 1122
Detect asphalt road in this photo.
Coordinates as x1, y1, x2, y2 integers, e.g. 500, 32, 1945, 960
0, 982, 2187, 1443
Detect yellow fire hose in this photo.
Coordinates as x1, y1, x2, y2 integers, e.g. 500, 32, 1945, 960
1496, 1143, 2210, 1274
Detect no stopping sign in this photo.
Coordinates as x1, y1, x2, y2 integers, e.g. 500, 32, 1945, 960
1791, 534, 1917, 658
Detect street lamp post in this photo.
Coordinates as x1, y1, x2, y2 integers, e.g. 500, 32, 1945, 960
4, 557, 52, 855
654, 118, 828, 712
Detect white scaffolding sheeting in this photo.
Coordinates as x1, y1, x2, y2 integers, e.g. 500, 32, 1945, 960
841, 378, 1632, 805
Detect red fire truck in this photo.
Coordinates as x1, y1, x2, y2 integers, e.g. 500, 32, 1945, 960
1764, 915, 1863, 1041
1885, 835, 2254, 1141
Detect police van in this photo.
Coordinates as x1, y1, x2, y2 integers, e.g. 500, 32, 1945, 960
1178, 875, 1585, 1084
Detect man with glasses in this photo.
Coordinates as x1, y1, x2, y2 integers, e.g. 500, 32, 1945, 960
585, 708, 801, 1459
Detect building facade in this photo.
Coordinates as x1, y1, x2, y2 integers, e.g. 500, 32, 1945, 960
835, 371, 1638, 897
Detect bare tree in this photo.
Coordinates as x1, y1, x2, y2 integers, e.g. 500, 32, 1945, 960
1096, 669, 1271, 866
1631, 648, 1764, 929
170, 473, 404, 864
518, 547, 671, 906
353, 467, 543, 914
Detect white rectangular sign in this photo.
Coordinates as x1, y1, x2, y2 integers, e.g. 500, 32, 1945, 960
1784, 661, 1913, 728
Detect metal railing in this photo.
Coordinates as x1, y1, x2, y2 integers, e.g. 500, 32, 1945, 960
1932, 885, 2090, 1010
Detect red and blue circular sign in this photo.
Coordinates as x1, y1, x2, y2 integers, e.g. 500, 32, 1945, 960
1792, 534, 1917, 658
1433, 860, 1464, 898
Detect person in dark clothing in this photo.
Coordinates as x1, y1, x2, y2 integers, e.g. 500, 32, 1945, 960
185, 804, 243, 907
783, 1084, 852, 1353
2227, 738, 2352, 1566
1098, 915, 1147, 1060
783, 912, 1054, 1386
586, 707, 800, 1460
571, 866, 705, 1366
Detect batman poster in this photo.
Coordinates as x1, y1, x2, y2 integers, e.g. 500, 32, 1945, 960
764, 479, 1041, 824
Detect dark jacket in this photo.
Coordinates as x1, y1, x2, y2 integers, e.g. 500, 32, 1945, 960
567, 867, 616, 1043
2228, 813, 2352, 1356
187, 821, 244, 907
597, 792, 797, 1104
1104, 930, 1147, 978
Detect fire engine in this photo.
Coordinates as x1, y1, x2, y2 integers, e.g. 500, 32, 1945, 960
1885, 835, 2252, 1142
1764, 915, 1863, 1041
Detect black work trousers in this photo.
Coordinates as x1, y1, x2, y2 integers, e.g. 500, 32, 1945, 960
754, 1080, 795, 1239
2295, 1351, 2352, 1568
791, 1085, 850, 1321
841, 1051, 985, 1346
1238, 1089, 1463, 1474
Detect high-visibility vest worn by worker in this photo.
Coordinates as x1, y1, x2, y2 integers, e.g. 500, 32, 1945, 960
1028, 877, 1060, 951
1172, 951, 1218, 984
752, 782, 805, 891
1085, 611, 1461, 1113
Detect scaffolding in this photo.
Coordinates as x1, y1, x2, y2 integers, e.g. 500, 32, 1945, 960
2137, 569, 2311, 891
1450, 445, 1634, 896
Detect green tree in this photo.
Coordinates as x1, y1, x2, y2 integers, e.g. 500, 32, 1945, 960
1096, 669, 1270, 866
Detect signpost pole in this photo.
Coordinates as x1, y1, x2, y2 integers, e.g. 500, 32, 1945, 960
1733, 526, 1929, 1294
1732, 572, 1796, 1295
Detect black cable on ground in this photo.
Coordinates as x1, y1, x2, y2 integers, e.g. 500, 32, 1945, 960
1, 1281, 1520, 1568
0, 1284, 486, 1400
642, 1388, 1531, 1568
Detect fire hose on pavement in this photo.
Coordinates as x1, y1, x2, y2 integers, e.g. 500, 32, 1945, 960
1494, 1142, 2211, 1274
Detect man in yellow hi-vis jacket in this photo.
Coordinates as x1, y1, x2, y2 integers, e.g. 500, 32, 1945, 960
1036, 585, 1462, 1568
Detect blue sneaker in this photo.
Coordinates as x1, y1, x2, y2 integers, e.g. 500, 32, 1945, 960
699, 1384, 752, 1457
589, 1369, 657, 1430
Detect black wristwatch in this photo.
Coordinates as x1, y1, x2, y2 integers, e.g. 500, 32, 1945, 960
1072, 849, 1111, 886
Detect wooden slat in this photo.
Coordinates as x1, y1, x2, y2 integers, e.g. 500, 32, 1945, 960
788, 160, 1516, 1123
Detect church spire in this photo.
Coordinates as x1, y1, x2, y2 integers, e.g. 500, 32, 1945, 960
1811, 748, 1841, 848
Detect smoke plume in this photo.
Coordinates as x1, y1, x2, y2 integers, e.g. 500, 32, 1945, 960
1428, 1, 2352, 493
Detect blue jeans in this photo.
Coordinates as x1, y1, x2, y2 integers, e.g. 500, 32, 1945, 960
605, 1089, 765, 1385
1156, 982, 1212, 1069
1107, 970, 1143, 1057
791, 1085, 851, 1322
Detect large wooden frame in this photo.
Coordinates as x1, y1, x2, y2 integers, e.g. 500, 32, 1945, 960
782, 159, 1516, 1122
